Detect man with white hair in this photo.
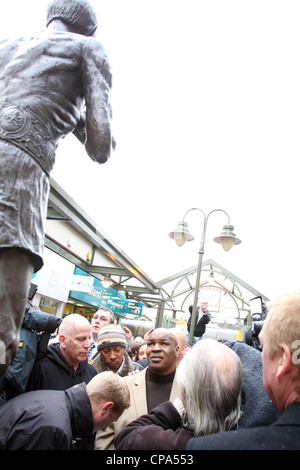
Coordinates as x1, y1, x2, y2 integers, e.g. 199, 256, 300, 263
27, 313, 97, 391
115, 338, 243, 449
27, 313, 98, 449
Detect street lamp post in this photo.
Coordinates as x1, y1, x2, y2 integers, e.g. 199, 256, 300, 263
168, 208, 241, 346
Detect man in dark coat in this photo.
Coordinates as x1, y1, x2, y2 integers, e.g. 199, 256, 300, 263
26, 313, 97, 449
0, 372, 130, 450
186, 290, 300, 450
27, 340, 97, 390
186, 403, 300, 450
187, 301, 211, 344
27, 314, 97, 391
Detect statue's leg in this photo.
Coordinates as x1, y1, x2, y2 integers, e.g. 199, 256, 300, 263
0, 249, 34, 380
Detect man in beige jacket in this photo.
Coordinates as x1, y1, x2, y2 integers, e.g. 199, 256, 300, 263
94, 328, 180, 450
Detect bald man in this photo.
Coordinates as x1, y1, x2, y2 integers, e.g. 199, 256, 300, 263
169, 328, 188, 363
27, 314, 97, 391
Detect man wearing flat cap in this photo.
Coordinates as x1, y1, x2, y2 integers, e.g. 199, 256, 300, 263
92, 324, 143, 377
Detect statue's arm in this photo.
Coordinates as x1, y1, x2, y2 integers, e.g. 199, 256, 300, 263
81, 44, 114, 163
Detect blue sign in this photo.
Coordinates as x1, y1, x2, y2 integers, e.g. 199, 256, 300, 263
69, 268, 143, 317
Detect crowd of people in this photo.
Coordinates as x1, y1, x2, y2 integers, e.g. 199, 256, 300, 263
0, 0, 298, 452
0, 289, 300, 450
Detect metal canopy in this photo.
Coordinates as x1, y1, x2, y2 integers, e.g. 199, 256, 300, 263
156, 258, 270, 325
46, 179, 269, 322
46, 178, 160, 307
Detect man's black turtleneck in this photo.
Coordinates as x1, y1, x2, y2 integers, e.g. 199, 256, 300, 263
145, 367, 176, 412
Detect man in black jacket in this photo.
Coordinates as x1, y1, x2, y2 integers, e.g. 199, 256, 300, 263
26, 314, 97, 449
27, 313, 97, 391
187, 301, 211, 345
186, 290, 300, 450
0, 371, 130, 450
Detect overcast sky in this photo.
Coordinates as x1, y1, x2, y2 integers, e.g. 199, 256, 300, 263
1, 0, 300, 302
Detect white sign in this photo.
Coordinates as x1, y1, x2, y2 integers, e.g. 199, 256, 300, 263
33, 248, 75, 303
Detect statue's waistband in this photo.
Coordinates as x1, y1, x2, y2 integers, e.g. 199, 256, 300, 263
0, 105, 56, 176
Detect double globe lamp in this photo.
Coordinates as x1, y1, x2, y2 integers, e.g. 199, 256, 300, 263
168, 208, 241, 345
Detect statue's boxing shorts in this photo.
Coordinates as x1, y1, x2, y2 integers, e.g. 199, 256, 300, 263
0, 140, 49, 272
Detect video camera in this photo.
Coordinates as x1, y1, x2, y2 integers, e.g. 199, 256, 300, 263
26, 283, 62, 355
244, 296, 268, 350
28, 282, 38, 301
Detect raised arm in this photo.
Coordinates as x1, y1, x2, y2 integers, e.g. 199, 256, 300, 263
81, 41, 115, 163
115, 400, 192, 450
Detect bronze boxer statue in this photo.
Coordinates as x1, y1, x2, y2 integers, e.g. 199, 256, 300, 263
0, 0, 115, 378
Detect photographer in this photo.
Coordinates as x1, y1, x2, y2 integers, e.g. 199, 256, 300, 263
0, 304, 61, 401
244, 296, 268, 350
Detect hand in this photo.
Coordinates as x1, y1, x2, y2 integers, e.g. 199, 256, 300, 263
127, 369, 141, 376
144, 328, 154, 341
122, 326, 133, 341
